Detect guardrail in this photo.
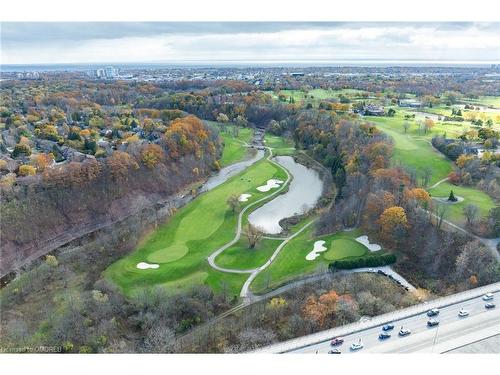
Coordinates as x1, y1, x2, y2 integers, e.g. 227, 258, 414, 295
252, 281, 500, 353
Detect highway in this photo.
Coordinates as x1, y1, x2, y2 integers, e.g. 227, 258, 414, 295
253, 282, 500, 354
294, 292, 499, 353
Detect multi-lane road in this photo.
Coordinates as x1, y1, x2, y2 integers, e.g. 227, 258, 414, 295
294, 292, 499, 353
254, 282, 500, 354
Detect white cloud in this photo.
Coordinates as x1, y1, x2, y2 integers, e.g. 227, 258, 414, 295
2, 23, 499, 64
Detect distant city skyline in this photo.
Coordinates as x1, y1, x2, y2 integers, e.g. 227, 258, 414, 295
1, 22, 500, 64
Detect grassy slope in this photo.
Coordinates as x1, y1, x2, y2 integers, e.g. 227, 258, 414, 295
366, 109, 496, 225
266, 88, 368, 107
206, 120, 254, 167
429, 181, 495, 223
250, 227, 372, 293
264, 133, 296, 156
366, 115, 452, 185
105, 157, 287, 297
214, 238, 283, 270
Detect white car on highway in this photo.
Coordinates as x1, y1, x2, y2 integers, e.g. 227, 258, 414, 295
482, 293, 494, 301
398, 327, 411, 336
458, 308, 469, 317
350, 342, 364, 351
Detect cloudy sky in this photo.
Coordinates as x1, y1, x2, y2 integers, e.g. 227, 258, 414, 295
1, 22, 499, 64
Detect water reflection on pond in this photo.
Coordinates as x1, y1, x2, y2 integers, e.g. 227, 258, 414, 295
248, 156, 323, 234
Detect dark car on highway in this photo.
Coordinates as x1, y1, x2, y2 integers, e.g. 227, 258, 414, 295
426, 308, 439, 317
330, 337, 344, 346
379, 332, 391, 340
485, 302, 496, 309
382, 323, 394, 331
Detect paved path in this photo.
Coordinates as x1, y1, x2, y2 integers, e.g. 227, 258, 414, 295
240, 219, 316, 300
429, 177, 449, 189
430, 211, 500, 261
206, 148, 292, 280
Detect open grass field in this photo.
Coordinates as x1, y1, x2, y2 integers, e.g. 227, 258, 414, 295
214, 238, 283, 270
366, 112, 497, 225
428, 181, 496, 225
205, 120, 254, 167
463, 96, 500, 109
266, 88, 368, 107
105, 156, 288, 298
250, 226, 374, 294
264, 133, 296, 155
365, 115, 452, 185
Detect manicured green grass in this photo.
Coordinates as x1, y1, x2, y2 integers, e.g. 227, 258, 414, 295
366, 115, 452, 185
266, 88, 368, 107
463, 96, 500, 109
429, 181, 496, 225
214, 238, 283, 270
205, 120, 254, 167
105, 157, 288, 298
250, 226, 372, 293
366, 113, 497, 225
323, 238, 368, 261
264, 133, 296, 156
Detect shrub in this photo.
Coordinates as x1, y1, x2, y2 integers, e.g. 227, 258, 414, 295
18, 165, 37, 176
328, 253, 397, 270
12, 143, 31, 158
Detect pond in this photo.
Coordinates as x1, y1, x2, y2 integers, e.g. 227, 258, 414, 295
200, 148, 264, 192
248, 156, 323, 234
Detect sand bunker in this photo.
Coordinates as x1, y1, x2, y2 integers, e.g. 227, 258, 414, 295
256, 179, 284, 192
136, 262, 160, 270
305, 240, 327, 261
238, 193, 252, 202
355, 235, 381, 252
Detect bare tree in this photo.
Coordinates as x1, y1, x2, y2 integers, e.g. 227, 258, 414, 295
421, 166, 433, 187
245, 224, 263, 249
227, 194, 240, 213
463, 204, 480, 226
403, 121, 410, 133
434, 203, 449, 230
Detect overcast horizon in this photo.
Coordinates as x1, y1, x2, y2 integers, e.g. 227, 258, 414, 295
1, 22, 500, 65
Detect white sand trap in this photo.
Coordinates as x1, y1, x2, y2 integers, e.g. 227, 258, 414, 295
238, 193, 252, 202
256, 179, 284, 192
136, 262, 160, 270
355, 235, 381, 252
305, 240, 327, 261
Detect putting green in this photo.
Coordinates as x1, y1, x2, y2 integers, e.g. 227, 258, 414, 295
323, 238, 368, 261
148, 243, 188, 263
250, 226, 371, 294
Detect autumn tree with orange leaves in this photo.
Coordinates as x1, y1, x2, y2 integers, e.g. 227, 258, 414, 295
141, 144, 165, 169
302, 291, 339, 327
378, 206, 409, 245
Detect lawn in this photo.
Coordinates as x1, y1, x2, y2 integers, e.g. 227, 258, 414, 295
365, 115, 452, 185
463, 96, 500, 109
214, 238, 283, 270
205, 120, 254, 167
105, 156, 288, 298
264, 133, 295, 155
266, 88, 369, 107
250, 226, 373, 294
428, 181, 496, 225
366, 113, 497, 226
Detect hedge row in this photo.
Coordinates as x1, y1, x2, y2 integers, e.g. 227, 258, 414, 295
328, 253, 397, 270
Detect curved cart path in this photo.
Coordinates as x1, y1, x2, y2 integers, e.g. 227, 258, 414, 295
206, 148, 292, 278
